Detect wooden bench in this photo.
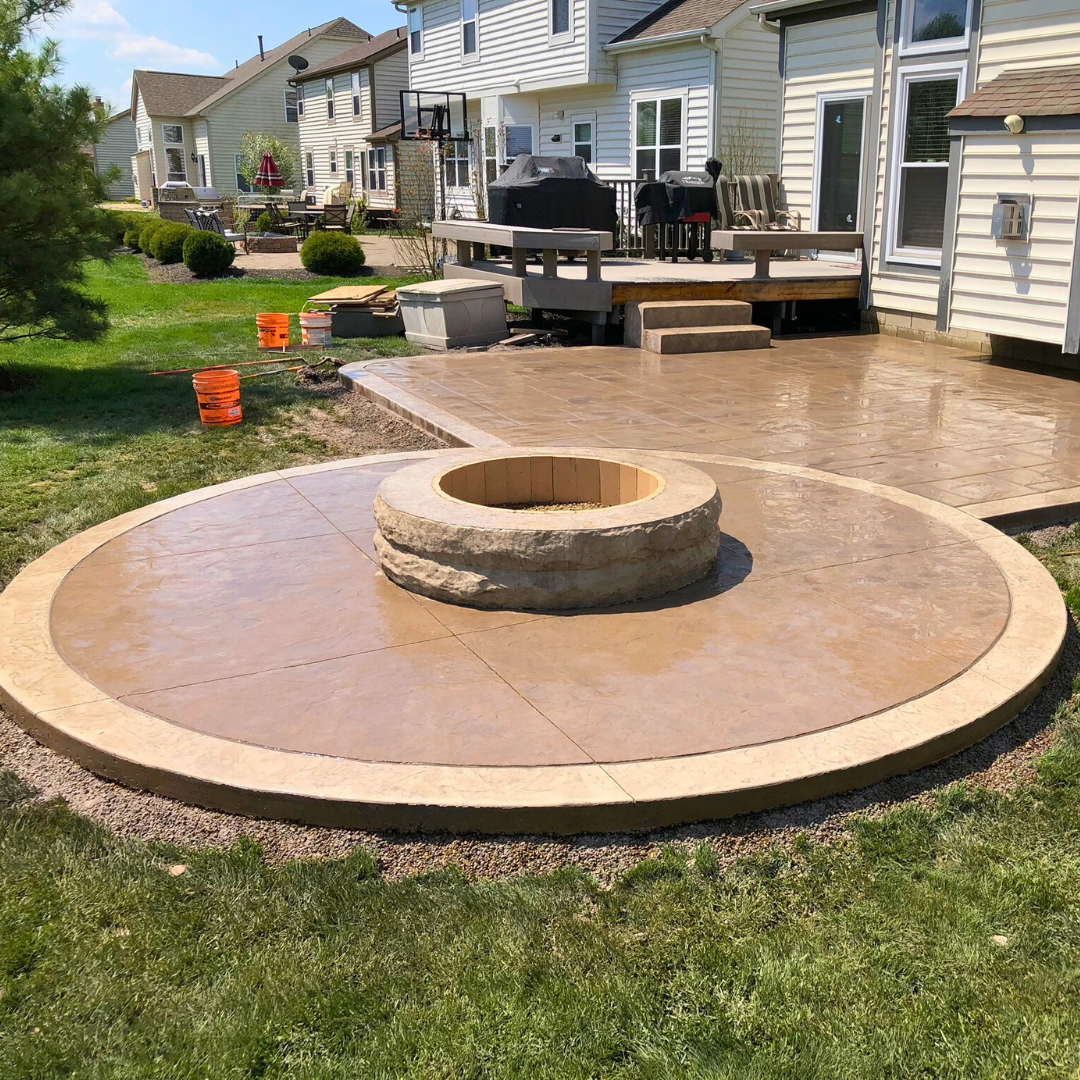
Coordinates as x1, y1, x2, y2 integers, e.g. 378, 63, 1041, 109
431, 221, 614, 283
710, 230, 864, 279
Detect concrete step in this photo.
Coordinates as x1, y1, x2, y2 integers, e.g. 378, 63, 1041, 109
625, 300, 753, 346
641, 323, 772, 354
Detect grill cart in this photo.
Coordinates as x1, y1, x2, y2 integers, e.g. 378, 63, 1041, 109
634, 169, 719, 263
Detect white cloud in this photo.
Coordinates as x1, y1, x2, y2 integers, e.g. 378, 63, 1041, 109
111, 35, 219, 68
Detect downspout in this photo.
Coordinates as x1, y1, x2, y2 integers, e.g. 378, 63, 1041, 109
757, 12, 781, 33
700, 34, 722, 162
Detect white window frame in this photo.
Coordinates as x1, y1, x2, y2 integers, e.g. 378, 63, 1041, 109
234, 153, 252, 193
367, 147, 387, 191
329, 148, 338, 176
571, 113, 595, 165
887, 61, 965, 267
297, 84, 305, 117
503, 124, 534, 165
326, 78, 335, 121
631, 92, 687, 179
445, 139, 471, 189
164, 146, 187, 182
161, 123, 184, 146
345, 148, 355, 185
352, 72, 362, 117
284, 88, 298, 124
305, 150, 314, 189
408, 6, 423, 58
810, 90, 871, 262
462, 0, 479, 60
550, 0, 571, 42
899, 0, 974, 57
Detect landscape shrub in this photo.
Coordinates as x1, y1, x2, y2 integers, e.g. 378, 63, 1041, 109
300, 231, 366, 276
254, 212, 273, 234
103, 209, 144, 246
149, 222, 193, 264
122, 226, 144, 251
138, 217, 166, 255
182, 231, 235, 277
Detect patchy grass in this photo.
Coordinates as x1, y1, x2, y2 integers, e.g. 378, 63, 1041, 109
2, 259, 1080, 1076
0, 256, 422, 586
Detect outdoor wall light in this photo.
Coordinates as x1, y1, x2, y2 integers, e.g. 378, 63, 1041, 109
1004, 114, 1025, 134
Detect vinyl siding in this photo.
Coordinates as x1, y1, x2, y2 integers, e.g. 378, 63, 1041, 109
717, 12, 780, 174
193, 120, 211, 186
97, 114, 137, 198
409, 0, 589, 94
946, 134, 1080, 346
595, 0, 662, 78
373, 49, 409, 129
977, 0, 1080, 81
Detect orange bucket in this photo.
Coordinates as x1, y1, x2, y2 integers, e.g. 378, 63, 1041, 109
256, 312, 290, 349
193, 369, 243, 427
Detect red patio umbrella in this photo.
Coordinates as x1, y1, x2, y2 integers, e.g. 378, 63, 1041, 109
254, 151, 284, 189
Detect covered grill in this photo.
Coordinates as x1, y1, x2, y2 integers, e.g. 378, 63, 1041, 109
486, 155, 618, 233
635, 167, 720, 262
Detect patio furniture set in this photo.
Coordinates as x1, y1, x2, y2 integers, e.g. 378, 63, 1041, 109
185, 202, 355, 254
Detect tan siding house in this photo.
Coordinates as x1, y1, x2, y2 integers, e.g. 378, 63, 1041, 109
129, 19, 369, 200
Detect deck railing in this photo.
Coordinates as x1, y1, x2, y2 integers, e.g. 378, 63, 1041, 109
607, 177, 720, 260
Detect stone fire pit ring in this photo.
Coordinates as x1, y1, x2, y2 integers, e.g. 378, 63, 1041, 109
373, 448, 722, 610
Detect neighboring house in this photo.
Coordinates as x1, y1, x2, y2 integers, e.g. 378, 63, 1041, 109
403, 0, 782, 215
129, 18, 370, 201
293, 26, 410, 211
94, 107, 137, 199
756, 0, 1080, 358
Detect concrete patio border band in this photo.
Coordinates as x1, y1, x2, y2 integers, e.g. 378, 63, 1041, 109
0, 449, 1067, 834
338, 359, 1080, 532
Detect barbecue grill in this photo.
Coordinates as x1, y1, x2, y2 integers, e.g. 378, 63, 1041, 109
635, 167, 720, 263
487, 155, 618, 233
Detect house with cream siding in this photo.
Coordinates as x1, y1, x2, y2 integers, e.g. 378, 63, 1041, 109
757, 0, 1080, 360
292, 27, 410, 211
403, 0, 782, 216
129, 19, 369, 201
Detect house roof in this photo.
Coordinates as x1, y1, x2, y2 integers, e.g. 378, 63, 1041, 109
368, 121, 402, 142
609, 0, 749, 44
950, 65, 1080, 118
299, 26, 408, 82
131, 18, 369, 119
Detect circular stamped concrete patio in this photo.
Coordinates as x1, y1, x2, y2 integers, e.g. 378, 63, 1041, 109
0, 449, 1066, 834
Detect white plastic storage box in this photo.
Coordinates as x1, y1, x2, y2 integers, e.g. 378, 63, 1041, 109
397, 279, 507, 349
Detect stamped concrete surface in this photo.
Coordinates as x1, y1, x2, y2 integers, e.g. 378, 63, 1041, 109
357, 337, 1080, 524
0, 449, 1064, 832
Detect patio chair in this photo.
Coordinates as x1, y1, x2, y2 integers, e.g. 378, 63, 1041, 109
734, 175, 801, 231
321, 204, 348, 232
264, 202, 299, 236
197, 210, 248, 254
285, 200, 312, 240
714, 175, 760, 231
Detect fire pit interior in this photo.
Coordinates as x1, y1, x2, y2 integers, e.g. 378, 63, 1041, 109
373, 449, 722, 611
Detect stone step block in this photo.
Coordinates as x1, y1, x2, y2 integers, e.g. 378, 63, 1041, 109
640, 324, 772, 354
624, 300, 753, 346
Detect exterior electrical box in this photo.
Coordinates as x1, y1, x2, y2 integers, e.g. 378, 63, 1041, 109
992, 196, 1031, 242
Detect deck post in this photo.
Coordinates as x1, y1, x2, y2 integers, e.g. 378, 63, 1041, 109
754, 249, 772, 279
586, 249, 602, 282
456, 239, 472, 268
512, 247, 528, 276
542, 248, 558, 278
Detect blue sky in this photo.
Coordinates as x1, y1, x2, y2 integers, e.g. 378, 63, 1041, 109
40, 0, 402, 113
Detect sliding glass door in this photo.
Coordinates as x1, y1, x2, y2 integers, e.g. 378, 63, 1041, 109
816, 96, 867, 232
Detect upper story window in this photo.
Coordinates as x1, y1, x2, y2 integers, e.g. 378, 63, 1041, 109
462, 0, 478, 56
284, 89, 298, 124
551, 0, 570, 37
901, 0, 972, 54
634, 97, 683, 177
326, 78, 335, 120
297, 84, 305, 117
409, 6, 423, 56
161, 124, 183, 145
352, 72, 362, 116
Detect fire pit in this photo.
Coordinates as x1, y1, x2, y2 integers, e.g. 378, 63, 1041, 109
373, 448, 722, 610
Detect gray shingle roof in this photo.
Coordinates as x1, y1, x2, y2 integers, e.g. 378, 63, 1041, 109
301, 26, 408, 81
950, 65, 1080, 119
609, 0, 749, 44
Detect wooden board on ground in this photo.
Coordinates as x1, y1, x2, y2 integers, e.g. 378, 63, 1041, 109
307, 285, 390, 306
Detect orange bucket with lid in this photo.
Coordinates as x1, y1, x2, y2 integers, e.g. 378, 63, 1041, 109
256, 312, 290, 349
193, 369, 243, 427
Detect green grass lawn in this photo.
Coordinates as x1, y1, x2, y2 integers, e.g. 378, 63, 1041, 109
3, 259, 1080, 1077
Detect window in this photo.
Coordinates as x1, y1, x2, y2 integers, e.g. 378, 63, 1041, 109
329, 149, 338, 176
573, 120, 593, 164
446, 139, 471, 188
462, 0, 478, 55
161, 124, 183, 145
408, 6, 422, 55
504, 124, 533, 164
902, 0, 972, 53
345, 150, 355, 185
352, 72, 362, 116
889, 69, 961, 263
284, 89, 298, 124
305, 150, 314, 188
234, 153, 251, 193
326, 78, 335, 120
297, 84, 305, 117
367, 147, 387, 191
551, 0, 570, 36
634, 97, 682, 177
165, 147, 186, 182
484, 125, 499, 183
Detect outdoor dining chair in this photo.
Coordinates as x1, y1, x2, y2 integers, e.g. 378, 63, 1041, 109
196, 210, 248, 254
734, 175, 801, 231
321, 204, 348, 232
264, 202, 300, 236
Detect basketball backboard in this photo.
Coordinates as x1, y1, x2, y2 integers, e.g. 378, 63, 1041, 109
400, 90, 469, 143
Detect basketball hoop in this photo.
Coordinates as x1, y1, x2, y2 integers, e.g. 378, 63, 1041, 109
400, 90, 469, 146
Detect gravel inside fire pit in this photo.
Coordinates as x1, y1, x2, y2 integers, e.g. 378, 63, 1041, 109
491, 501, 605, 512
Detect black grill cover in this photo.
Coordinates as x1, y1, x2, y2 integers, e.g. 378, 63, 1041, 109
635, 171, 719, 225
486, 155, 618, 233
